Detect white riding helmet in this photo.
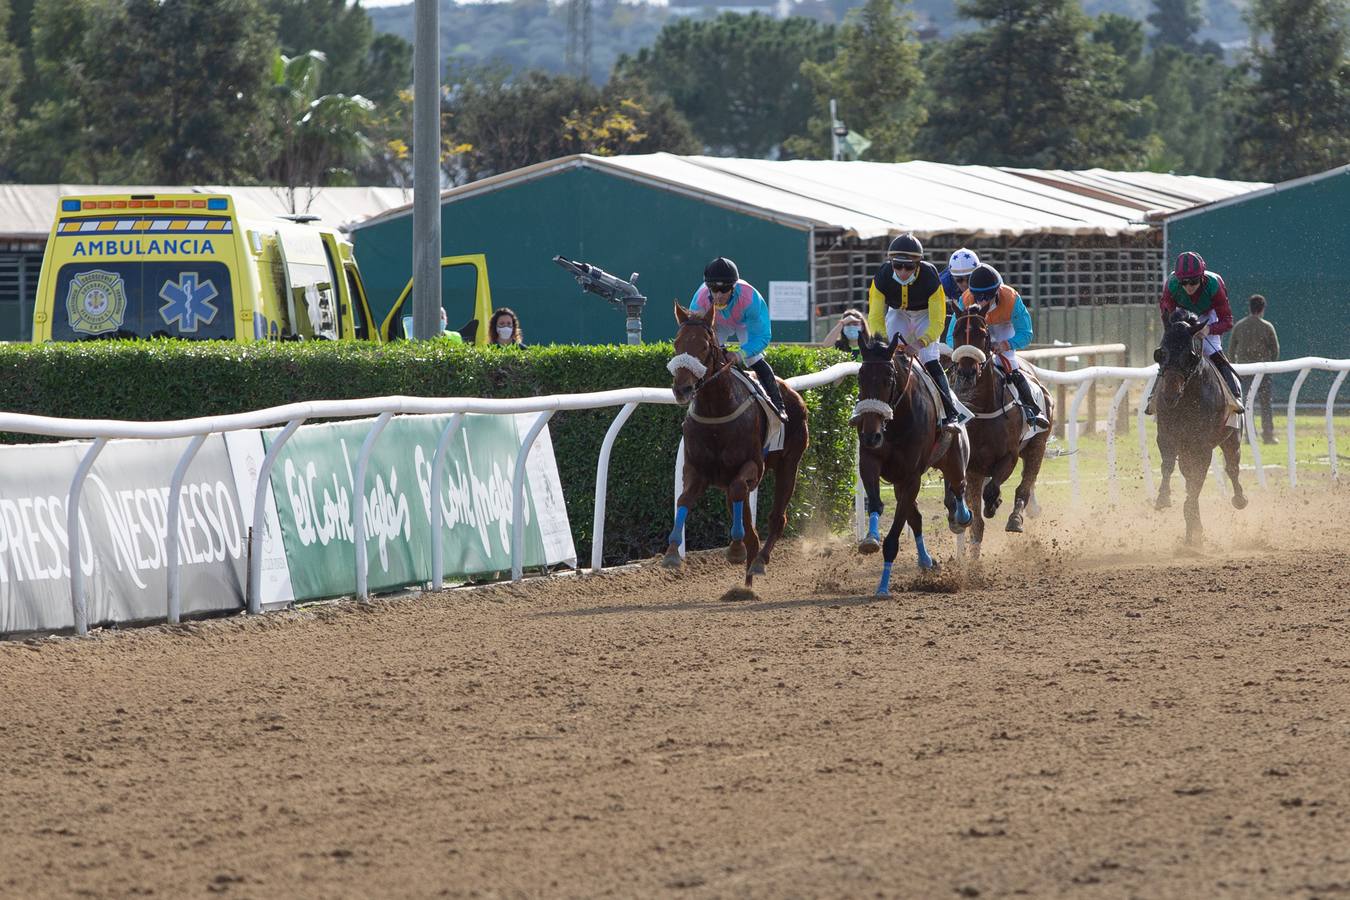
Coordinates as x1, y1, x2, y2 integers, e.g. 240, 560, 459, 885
948, 248, 980, 277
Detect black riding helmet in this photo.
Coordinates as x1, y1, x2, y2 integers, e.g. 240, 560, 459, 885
885, 233, 923, 262
704, 257, 739, 286
967, 263, 1003, 297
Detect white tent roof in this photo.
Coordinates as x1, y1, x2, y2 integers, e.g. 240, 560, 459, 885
356, 153, 1268, 240
0, 184, 412, 240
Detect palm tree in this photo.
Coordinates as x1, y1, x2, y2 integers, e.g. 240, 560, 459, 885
269, 50, 377, 212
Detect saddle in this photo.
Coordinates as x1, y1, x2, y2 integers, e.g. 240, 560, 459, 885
988, 361, 1048, 446
730, 368, 786, 453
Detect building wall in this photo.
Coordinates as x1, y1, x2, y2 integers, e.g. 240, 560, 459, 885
353, 167, 813, 346
0, 243, 45, 341
1167, 170, 1350, 398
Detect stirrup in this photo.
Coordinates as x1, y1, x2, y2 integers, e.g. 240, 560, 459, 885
939, 412, 961, 433
1024, 406, 1049, 428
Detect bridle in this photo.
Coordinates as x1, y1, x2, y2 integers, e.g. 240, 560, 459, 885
851, 342, 914, 425
952, 307, 992, 376
1156, 333, 1204, 398
668, 318, 733, 398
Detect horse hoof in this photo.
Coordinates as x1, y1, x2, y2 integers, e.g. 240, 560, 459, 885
661, 553, 682, 570
749, 562, 767, 578
1006, 515, 1024, 533
727, 542, 747, 564
858, 538, 880, 555
1232, 493, 1249, 510
1155, 496, 1171, 511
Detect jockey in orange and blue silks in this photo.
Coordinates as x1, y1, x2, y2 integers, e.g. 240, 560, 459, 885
947, 263, 1050, 429
688, 256, 787, 421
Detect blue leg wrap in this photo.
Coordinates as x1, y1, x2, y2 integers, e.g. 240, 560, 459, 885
867, 511, 880, 542
669, 506, 689, 545
877, 561, 893, 595
956, 497, 973, 526
730, 500, 745, 541
916, 534, 934, 569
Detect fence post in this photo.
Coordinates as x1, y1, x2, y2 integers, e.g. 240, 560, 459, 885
430, 412, 467, 591
1068, 379, 1092, 505
591, 402, 639, 573
1106, 380, 1130, 506
166, 433, 209, 624
1086, 354, 1098, 434
248, 418, 305, 615
67, 437, 108, 637
1327, 370, 1348, 481
1244, 372, 1267, 489
1054, 358, 1067, 438
1137, 372, 1156, 498
353, 412, 394, 602
1287, 368, 1310, 487
511, 410, 556, 582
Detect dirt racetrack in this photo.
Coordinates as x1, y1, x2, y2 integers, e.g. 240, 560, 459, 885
2, 488, 1350, 899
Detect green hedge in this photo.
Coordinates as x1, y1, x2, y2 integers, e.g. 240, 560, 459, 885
0, 341, 856, 564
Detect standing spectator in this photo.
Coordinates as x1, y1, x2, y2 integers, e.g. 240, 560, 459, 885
488, 307, 525, 347
1228, 293, 1281, 444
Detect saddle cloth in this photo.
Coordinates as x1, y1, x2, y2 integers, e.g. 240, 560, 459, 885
731, 368, 786, 453
912, 361, 975, 427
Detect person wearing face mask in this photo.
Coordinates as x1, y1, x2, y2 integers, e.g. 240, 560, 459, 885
823, 309, 867, 357
1146, 251, 1241, 414
688, 256, 787, 421
866, 233, 961, 433
488, 307, 525, 347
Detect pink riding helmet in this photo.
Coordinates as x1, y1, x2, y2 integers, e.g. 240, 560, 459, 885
1175, 251, 1206, 280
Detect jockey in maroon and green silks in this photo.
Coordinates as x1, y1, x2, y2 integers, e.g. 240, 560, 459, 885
1156, 250, 1243, 406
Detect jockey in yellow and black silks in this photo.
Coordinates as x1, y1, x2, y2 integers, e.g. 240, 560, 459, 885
866, 233, 961, 432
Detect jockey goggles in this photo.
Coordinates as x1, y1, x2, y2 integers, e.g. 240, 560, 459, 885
706, 281, 735, 294
891, 260, 918, 272
1179, 276, 1202, 287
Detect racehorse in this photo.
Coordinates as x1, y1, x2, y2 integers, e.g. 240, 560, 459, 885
949, 306, 1053, 557
1153, 309, 1247, 544
664, 302, 809, 588
853, 327, 972, 594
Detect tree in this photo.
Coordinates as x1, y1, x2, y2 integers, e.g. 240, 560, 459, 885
1146, 0, 1203, 49
441, 65, 698, 184
1228, 0, 1350, 181
785, 0, 927, 160
1136, 45, 1233, 174
614, 13, 836, 157
268, 50, 378, 207
264, 0, 411, 106
61, 0, 280, 184
918, 0, 1149, 168
0, 0, 19, 162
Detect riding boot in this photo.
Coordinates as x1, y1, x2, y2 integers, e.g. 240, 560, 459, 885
1007, 368, 1051, 429
750, 358, 788, 422
923, 360, 962, 434
1209, 350, 1244, 411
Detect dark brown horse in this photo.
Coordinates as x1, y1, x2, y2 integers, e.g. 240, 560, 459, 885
949, 307, 1054, 558
853, 327, 972, 594
664, 302, 809, 588
1153, 310, 1247, 544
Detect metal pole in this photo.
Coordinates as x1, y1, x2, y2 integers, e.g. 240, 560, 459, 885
1067, 379, 1091, 506
247, 419, 305, 614
1245, 372, 1267, 488
1326, 370, 1348, 481
1287, 368, 1310, 487
591, 402, 638, 572
166, 434, 208, 624
829, 99, 840, 161
353, 412, 394, 601
1138, 372, 1157, 498
412, 0, 441, 341
511, 411, 556, 582
430, 412, 467, 590
67, 437, 107, 637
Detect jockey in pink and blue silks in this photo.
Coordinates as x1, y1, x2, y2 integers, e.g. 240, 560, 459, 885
688, 256, 787, 421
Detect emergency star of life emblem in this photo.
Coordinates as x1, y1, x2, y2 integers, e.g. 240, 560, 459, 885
66, 269, 128, 335
159, 272, 219, 333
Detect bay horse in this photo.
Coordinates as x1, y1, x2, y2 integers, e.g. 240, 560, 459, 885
664, 302, 809, 588
853, 327, 973, 594
1153, 309, 1247, 544
949, 306, 1053, 557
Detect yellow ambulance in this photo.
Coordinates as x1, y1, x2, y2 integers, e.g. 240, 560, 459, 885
32, 193, 493, 344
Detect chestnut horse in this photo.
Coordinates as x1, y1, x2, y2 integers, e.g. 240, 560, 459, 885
949, 307, 1053, 557
664, 302, 809, 588
853, 328, 972, 594
1153, 310, 1248, 544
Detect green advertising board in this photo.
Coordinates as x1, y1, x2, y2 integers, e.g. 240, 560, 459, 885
261, 414, 575, 601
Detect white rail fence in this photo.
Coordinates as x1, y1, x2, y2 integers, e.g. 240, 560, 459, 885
2, 355, 1346, 637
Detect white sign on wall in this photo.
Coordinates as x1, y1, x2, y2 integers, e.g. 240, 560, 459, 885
768, 281, 810, 321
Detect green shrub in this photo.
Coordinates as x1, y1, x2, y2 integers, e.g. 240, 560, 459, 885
0, 341, 856, 563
